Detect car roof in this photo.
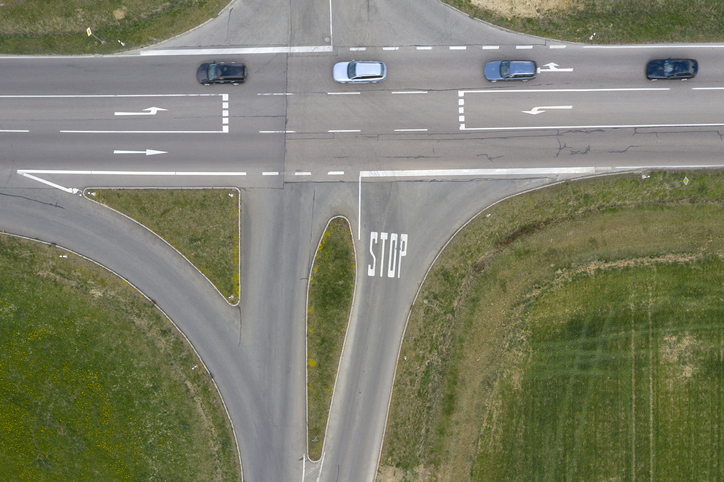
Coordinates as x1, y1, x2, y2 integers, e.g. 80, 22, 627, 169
508, 61, 536, 75
353, 61, 383, 77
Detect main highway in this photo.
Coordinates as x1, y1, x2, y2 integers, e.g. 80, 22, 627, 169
2, 0, 724, 480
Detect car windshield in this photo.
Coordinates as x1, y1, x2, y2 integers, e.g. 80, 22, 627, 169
500, 61, 511, 78
347, 62, 357, 79
208, 64, 219, 81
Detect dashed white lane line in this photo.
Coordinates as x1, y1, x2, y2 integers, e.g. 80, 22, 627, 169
383, 47, 399, 51
295, 172, 312, 176
257, 92, 293, 96
550, 45, 567, 49
0, 129, 29, 132
516, 45, 534, 49
328, 171, 345, 175
350, 47, 366, 51
328, 129, 361, 133
259, 130, 296, 133
482, 46, 500, 50
416, 46, 433, 50
262, 172, 279, 176
328, 92, 360, 95
394, 128, 428, 132
449, 46, 466, 50
392, 91, 428, 94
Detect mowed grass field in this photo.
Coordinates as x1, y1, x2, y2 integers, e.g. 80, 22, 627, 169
0, 0, 231, 54
379, 171, 724, 481
0, 234, 239, 480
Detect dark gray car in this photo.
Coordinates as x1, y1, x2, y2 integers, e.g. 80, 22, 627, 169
646, 59, 698, 80
197, 62, 248, 85
484, 60, 537, 82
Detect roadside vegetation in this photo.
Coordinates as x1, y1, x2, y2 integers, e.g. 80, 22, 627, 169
447, 0, 724, 44
90, 188, 240, 303
0, 0, 231, 55
307, 218, 356, 461
0, 234, 240, 480
378, 170, 724, 481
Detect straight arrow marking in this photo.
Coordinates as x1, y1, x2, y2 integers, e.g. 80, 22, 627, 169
537, 62, 574, 72
522, 105, 573, 115
114, 149, 168, 156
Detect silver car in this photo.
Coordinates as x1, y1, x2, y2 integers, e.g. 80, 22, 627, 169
484, 60, 537, 82
333, 60, 387, 83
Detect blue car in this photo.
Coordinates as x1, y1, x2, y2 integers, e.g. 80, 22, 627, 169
484, 60, 537, 82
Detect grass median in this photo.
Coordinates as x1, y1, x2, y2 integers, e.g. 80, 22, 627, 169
0, 234, 239, 480
378, 170, 724, 481
0, 0, 231, 55
307, 218, 356, 461
90, 188, 240, 304
446, 0, 724, 44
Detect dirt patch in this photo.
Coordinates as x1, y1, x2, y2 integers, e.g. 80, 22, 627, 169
113, 7, 127, 20
470, 0, 581, 18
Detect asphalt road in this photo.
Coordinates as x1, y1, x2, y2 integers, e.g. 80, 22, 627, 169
2, 0, 724, 480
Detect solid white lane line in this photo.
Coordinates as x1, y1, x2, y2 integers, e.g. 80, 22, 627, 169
328, 92, 360, 95
450, 46, 466, 50
391, 91, 428, 94
460, 122, 724, 131
416, 46, 433, 50
516, 45, 534, 49
584, 44, 724, 49
18, 169, 247, 176
136, 46, 334, 56
60, 130, 226, 134
394, 128, 428, 132
328, 171, 344, 175
0, 93, 221, 98
262, 172, 279, 176
295, 172, 312, 176
329, 129, 360, 133
482, 46, 500, 50
460, 87, 670, 94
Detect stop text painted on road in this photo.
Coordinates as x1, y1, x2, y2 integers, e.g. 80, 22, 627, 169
367, 231, 408, 278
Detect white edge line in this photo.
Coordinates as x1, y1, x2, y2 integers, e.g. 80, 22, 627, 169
394, 128, 428, 132
391, 91, 428, 94
328, 129, 361, 133
60, 130, 226, 134
0, 93, 222, 98
0, 129, 29, 133
17, 171, 79, 194
460, 87, 670, 93
19, 169, 246, 176
260, 130, 295, 133
137, 46, 334, 56
692, 87, 724, 90
460, 122, 724, 131
584, 44, 724, 49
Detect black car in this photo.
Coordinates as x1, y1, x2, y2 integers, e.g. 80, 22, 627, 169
646, 59, 698, 80
197, 62, 248, 85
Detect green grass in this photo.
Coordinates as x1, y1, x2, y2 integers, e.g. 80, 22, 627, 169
307, 218, 356, 461
90, 188, 240, 303
445, 0, 724, 44
379, 170, 724, 481
0, 234, 239, 480
0, 0, 231, 55
475, 260, 724, 480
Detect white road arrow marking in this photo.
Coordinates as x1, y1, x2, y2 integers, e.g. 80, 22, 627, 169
537, 62, 574, 73
522, 105, 573, 115
114, 107, 168, 116
113, 149, 168, 156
